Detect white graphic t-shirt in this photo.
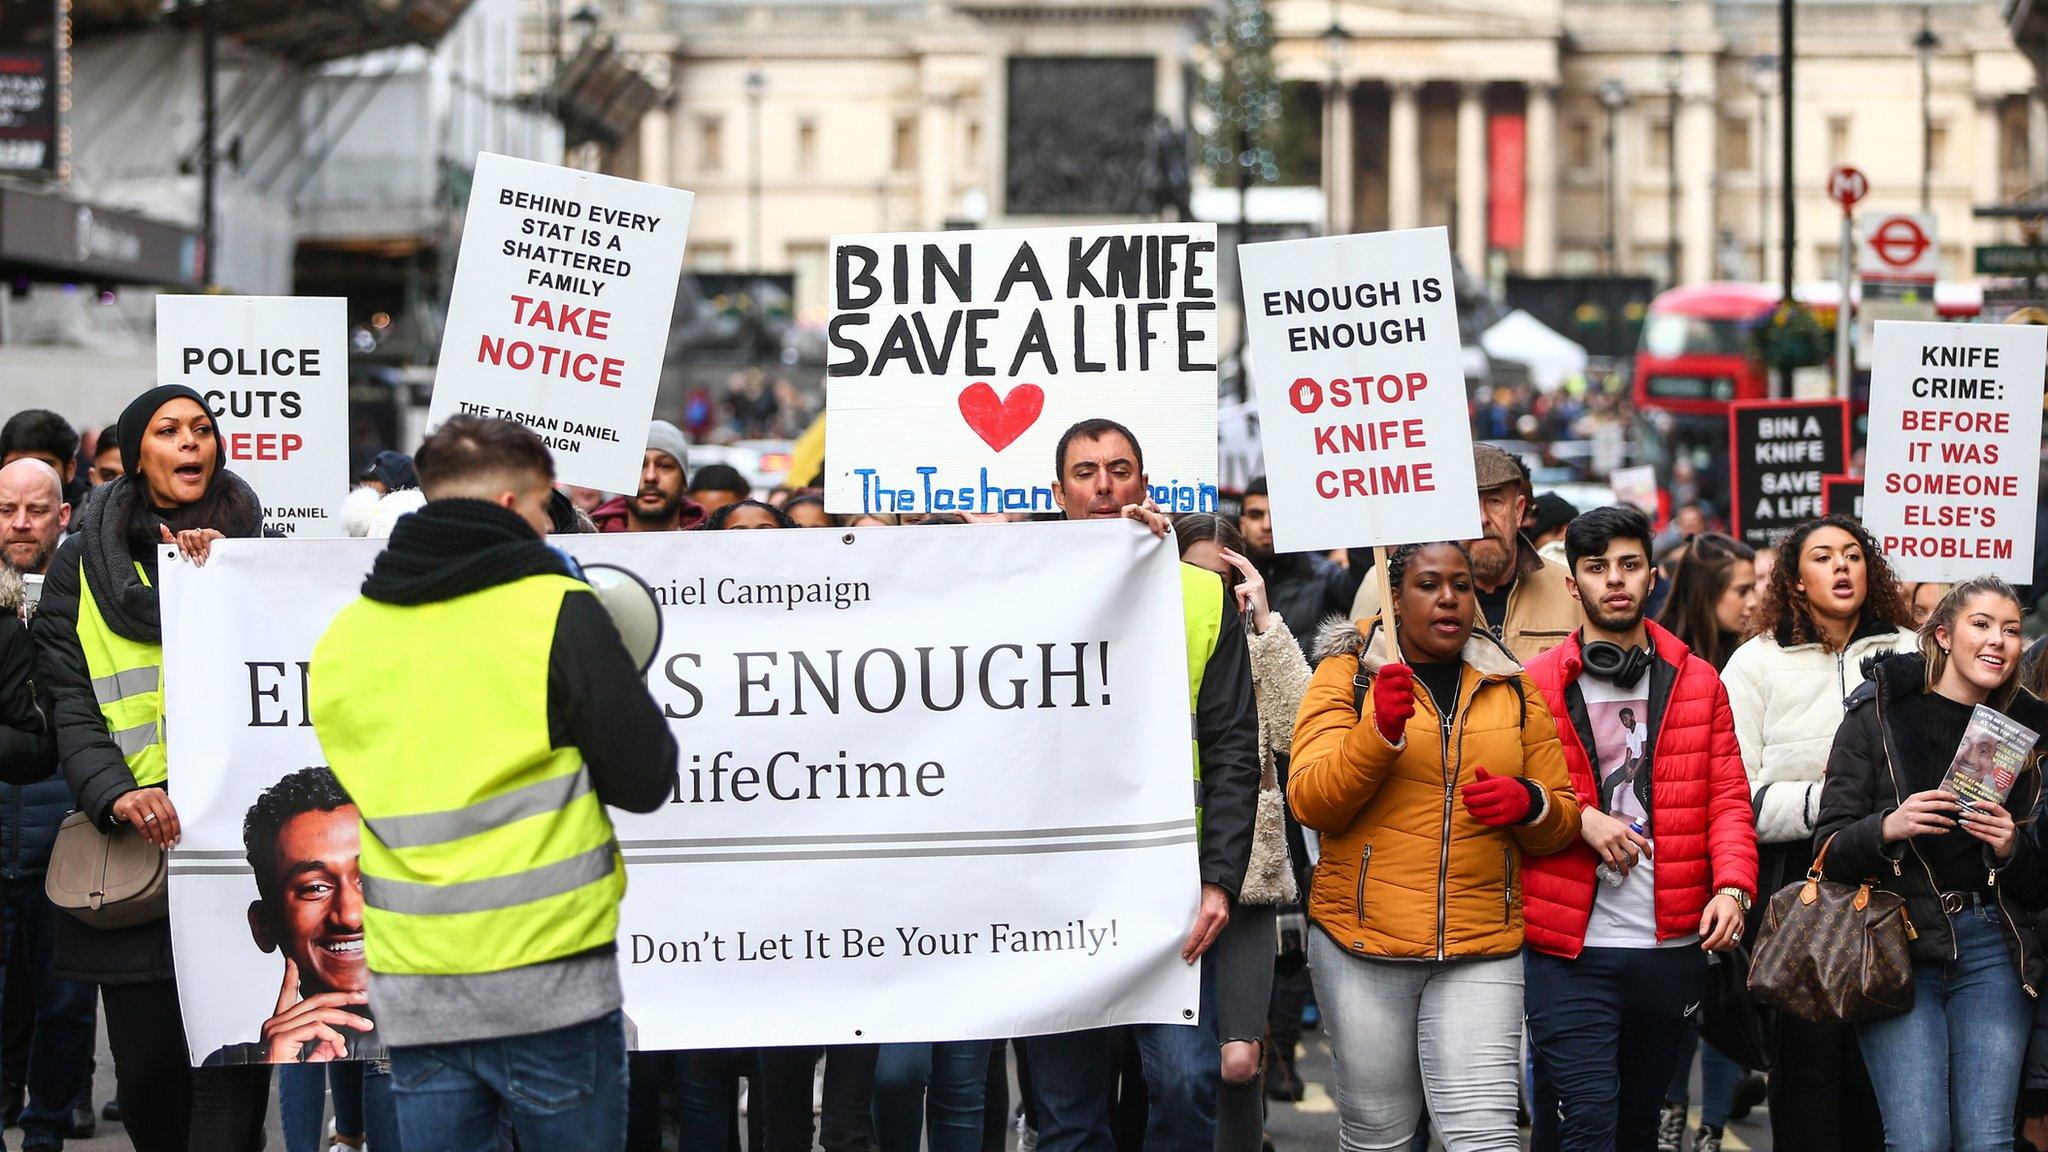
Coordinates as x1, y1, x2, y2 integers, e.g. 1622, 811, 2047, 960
1581, 675, 1698, 949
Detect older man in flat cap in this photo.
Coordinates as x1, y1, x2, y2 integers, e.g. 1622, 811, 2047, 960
1350, 443, 1584, 662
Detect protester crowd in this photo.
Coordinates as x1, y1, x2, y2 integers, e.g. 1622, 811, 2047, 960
0, 389, 2045, 1152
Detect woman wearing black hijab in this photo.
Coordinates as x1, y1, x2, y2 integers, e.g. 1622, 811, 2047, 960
33, 385, 269, 1151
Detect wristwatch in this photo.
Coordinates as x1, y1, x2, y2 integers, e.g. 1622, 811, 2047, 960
1716, 886, 1753, 915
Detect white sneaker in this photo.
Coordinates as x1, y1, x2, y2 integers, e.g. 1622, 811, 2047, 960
1655, 1102, 1686, 1152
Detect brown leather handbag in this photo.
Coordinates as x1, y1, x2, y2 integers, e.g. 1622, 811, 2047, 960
1748, 834, 1918, 1023
45, 812, 168, 929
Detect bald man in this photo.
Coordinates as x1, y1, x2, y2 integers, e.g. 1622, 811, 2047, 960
0, 460, 68, 576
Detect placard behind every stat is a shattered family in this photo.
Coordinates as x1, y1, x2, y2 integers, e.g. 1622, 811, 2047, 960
428, 153, 694, 493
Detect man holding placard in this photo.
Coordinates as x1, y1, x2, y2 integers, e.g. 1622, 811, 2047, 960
1344, 444, 1583, 663
1024, 417, 1259, 1152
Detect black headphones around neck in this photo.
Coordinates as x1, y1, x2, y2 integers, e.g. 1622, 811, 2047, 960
1582, 640, 1653, 689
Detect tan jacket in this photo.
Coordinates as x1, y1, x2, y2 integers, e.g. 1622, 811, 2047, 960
1290, 618, 1581, 960
1350, 540, 1583, 664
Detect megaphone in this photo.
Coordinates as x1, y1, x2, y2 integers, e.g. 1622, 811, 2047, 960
580, 564, 663, 674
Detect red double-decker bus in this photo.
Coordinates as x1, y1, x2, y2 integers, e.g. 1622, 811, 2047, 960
1633, 280, 1982, 418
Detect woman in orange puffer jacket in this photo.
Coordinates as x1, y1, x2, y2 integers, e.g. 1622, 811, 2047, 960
1291, 540, 1580, 1152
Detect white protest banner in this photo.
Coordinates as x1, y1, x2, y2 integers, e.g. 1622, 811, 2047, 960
824, 224, 1220, 516
428, 153, 694, 493
1861, 319, 2047, 582
155, 296, 347, 537
1234, 227, 1479, 554
161, 522, 1200, 1062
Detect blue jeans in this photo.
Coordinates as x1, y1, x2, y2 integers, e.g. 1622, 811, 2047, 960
389, 1010, 628, 1152
676, 1048, 751, 1152
0, 875, 92, 1151
281, 1061, 402, 1152
1024, 960, 1217, 1152
874, 1041, 993, 1152
1856, 904, 2032, 1152
1664, 1024, 1742, 1131
1526, 946, 1704, 1152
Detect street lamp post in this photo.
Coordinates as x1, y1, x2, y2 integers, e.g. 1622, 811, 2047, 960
1321, 15, 1348, 235
745, 62, 765, 270
200, 0, 217, 288
1663, 46, 1682, 286
1751, 56, 1775, 282
1779, 0, 1795, 316
1599, 78, 1628, 276
1915, 10, 1940, 213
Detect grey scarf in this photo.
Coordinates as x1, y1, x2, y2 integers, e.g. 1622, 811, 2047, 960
72, 471, 263, 643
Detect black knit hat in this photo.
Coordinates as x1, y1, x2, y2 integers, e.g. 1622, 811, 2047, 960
117, 384, 218, 478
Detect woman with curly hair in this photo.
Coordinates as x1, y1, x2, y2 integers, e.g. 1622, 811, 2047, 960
1720, 514, 1916, 1152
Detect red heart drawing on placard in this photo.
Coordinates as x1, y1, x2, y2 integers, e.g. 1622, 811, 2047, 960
956, 383, 1045, 452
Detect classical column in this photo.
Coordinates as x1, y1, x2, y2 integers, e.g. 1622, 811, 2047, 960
1455, 82, 1488, 273
1678, 94, 1715, 284
1610, 96, 1634, 274
2031, 87, 2048, 189
638, 107, 672, 185
987, 51, 1010, 219
1523, 82, 1558, 275
1328, 82, 1355, 233
1976, 95, 2002, 241
1156, 50, 1187, 129
919, 92, 956, 229
1388, 81, 1422, 231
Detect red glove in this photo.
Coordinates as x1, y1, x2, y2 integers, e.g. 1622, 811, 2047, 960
1461, 767, 1534, 827
1372, 663, 1415, 744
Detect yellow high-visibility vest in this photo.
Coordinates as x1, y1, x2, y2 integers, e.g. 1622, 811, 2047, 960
309, 574, 624, 978
75, 562, 166, 788
1181, 562, 1223, 828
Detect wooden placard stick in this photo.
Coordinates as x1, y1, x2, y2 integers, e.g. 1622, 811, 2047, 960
1373, 544, 1403, 664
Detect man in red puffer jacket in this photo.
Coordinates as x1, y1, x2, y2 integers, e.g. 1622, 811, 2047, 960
1521, 506, 1758, 1152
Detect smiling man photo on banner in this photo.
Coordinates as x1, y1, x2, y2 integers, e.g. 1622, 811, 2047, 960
203, 766, 382, 1066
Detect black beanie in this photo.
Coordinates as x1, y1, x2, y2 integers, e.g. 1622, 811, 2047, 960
118, 384, 218, 478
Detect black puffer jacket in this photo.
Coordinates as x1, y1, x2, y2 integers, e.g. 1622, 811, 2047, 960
1814, 650, 2048, 990
0, 569, 55, 799
34, 530, 175, 983
33, 473, 265, 984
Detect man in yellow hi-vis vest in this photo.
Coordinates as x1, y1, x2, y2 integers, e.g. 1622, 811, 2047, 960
1028, 418, 1260, 1152
309, 416, 676, 1152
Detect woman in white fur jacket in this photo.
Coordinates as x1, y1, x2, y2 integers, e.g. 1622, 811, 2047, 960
1720, 514, 1915, 1152
1176, 514, 1308, 1152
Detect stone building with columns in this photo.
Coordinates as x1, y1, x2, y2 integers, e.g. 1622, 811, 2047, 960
545, 0, 2043, 320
